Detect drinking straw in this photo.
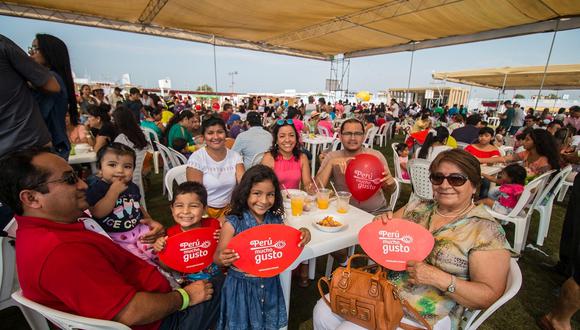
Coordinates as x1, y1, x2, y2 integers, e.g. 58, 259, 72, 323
329, 181, 339, 197
311, 176, 320, 192
281, 183, 290, 199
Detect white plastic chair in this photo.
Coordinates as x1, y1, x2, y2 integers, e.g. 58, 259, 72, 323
388, 179, 400, 211
330, 139, 342, 151
141, 126, 161, 174
12, 290, 130, 330
164, 165, 188, 201
408, 158, 433, 201
373, 123, 388, 147
155, 141, 180, 196
317, 126, 330, 137
484, 170, 555, 253
168, 147, 188, 165
556, 175, 575, 202
391, 143, 411, 185
362, 126, 378, 149
461, 258, 522, 329
498, 146, 513, 157
535, 166, 572, 246
487, 117, 501, 127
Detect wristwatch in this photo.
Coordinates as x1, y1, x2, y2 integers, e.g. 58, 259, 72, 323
446, 275, 456, 293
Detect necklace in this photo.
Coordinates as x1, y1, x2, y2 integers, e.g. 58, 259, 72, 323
434, 201, 474, 218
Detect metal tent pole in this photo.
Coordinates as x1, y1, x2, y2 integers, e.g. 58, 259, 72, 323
496, 72, 508, 112
534, 20, 560, 111
405, 43, 416, 106
213, 36, 218, 93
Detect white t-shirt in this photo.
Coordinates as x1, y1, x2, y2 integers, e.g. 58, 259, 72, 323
512, 108, 525, 127
187, 148, 243, 208
415, 145, 452, 161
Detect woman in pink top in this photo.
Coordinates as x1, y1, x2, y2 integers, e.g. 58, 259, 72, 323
261, 119, 315, 287
479, 129, 560, 177
261, 120, 315, 192
317, 112, 334, 136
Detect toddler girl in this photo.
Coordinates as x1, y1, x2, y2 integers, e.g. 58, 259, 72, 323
395, 143, 410, 180
154, 182, 222, 283
87, 143, 163, 264
214, 165, 311, 330
479, 164, 527, 215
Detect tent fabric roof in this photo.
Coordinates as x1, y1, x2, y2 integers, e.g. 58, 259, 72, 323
2, 0, 580, 60
432, 64, 580, 90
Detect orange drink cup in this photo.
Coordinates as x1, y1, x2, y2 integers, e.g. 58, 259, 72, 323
317, 188, 331, 210
290, 193, 305, 216
336, 191, 352, 213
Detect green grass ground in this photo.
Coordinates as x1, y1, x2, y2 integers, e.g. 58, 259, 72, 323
2, 136, 577, 330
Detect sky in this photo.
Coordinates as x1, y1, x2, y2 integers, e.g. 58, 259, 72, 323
2, 15, 580, 99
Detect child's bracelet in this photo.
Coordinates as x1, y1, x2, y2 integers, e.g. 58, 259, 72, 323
176, 288, 189, 311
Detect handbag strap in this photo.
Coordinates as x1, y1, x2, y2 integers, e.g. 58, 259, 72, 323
399, 299, 432, 330
317, 276, 332, 307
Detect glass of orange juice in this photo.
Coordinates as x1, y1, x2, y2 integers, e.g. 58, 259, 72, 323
336, 191, 352, 213
316, 188, 331, 209
290, 193, 305, 216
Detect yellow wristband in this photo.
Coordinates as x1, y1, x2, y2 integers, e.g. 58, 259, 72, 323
176, 288, 189, 311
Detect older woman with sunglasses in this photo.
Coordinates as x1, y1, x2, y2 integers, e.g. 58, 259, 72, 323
314, 149, 510, 330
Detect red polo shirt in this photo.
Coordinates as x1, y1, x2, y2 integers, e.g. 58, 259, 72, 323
15, 215, 171, 330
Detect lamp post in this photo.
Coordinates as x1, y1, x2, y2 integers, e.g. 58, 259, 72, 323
228, 71, 238, 93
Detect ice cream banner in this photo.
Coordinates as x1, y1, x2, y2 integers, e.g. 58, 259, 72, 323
227, 224, 303, 277
359, 219, 434, 271
159, 228, 216, 273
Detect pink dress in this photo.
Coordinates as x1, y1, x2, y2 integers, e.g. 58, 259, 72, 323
399, 156, 410, 180
274, 155, 302, 189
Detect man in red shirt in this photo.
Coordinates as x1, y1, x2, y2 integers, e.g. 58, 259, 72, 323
219, 103, 233, 123
0, 149, 221, 329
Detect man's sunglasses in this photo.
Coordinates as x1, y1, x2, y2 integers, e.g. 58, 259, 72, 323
429, 173, 468, 187
29, 171, 80, 189
276, 119, 293, 126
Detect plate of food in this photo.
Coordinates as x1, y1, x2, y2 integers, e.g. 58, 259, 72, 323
313, 215, 347, 233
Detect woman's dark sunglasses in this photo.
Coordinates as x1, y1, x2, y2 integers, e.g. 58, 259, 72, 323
30, 171, 80, 189
276, 119, 293, 126
429, 173, 468, 187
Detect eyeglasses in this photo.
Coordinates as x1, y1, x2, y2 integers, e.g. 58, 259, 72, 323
27, 45, 39, 55
429, 173, 468, 187
341, 131, 365, 138
276, 119, 293, 126
29, 171, 80, 190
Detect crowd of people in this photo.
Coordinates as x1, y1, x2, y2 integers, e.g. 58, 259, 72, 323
1, 32, 579, 330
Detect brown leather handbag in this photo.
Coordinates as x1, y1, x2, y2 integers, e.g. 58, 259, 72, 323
318, 254, 431, 330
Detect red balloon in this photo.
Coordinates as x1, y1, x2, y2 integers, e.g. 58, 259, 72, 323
227, 224, 303, 277
195, 104, 202, 111
158, 228, 217, 273
212, 103, 220, 110
358, 219, 434, 271
345, 153, 384, 201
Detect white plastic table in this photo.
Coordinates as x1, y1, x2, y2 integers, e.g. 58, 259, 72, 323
68, 152, 98, 173
302, 134, 335, 176
279, 200, 374, 329
481, 165, 504, 176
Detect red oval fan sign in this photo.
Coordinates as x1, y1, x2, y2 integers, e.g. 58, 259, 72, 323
345, 153, 384, 201
158, 228, 216, 273
227, 224, 303, 277
359, 219, 435, 271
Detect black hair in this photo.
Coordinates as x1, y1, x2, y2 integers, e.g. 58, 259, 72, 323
35, 34, 78, 125
340, 118, 365, 133
165, 110, 195, 138
201, 115, 227, 135
112, 107, 148, 149
418, 127, 449, 159
478, 127, 495, 137
87, 104, 111, 123
553, 128, 571, 150
172, 137, 187, 152
547, 120, 564, 129
171, 181, 207, 206
286, 106, 300, 120
466, 114, 481, 126
495, 126, 506, 135
145, 105, 161, 117
223, 103, 233, 111
395, 143, 408, 155
96, 142, 136, 169
270, 121, 301, 160
516, 127, 534, 140
501, 164, 527, 185
80, 84, 90, 93
525, 129, 560, 170
570, 105, 580, 113
129, 87, 140, 95
0, 148, 53, 215
228, 165, 284, 217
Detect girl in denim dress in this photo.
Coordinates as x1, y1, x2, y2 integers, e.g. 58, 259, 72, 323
214, 165, 311, 330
